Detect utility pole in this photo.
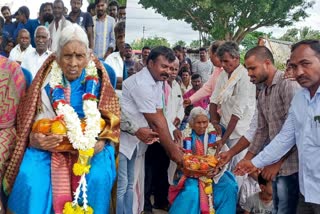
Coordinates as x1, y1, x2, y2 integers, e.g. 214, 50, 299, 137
142, 26, 145, 46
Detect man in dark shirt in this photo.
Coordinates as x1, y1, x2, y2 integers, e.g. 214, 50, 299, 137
68, 0, 94, 49
1, 6, 16, 42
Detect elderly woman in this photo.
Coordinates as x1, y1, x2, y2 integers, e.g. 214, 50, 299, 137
4, 24, 120, 214
169, 107, 238, 214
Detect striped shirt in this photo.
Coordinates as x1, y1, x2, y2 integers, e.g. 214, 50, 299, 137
249, 70, 301, 176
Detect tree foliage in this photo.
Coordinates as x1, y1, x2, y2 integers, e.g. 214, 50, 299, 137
241, 31, 272, 52
138, 0, 314, 43
173, 40, 187, 48
130, 36, 171, 50
279, 27, 320, 42
189, 40, 201, 49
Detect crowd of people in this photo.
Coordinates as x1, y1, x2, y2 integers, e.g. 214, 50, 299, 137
0, 1, 320, 214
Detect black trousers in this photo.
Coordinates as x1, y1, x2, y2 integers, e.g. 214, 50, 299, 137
144, 142, 170, 211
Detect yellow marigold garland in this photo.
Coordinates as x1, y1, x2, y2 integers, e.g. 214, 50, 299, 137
63, 202, 94, 214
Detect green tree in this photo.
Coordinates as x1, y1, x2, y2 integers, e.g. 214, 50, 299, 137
241, 31, 272, 51
130, 36, 171, 50
87, 0, 127, 6
279, 27, 320, 42
138, 0, 314, 43
173, 40, 187, 48
189, 40, 200, 49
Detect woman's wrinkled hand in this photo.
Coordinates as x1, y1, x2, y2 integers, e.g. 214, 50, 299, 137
94, 140, 105, 154
29, 132, 63, 151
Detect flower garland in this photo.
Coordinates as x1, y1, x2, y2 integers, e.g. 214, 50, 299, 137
50, 60, 101, 213
182, 123, 216, 214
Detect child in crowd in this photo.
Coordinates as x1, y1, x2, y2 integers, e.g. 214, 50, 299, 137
243, 173, 273, 214
239, 171, 261, 210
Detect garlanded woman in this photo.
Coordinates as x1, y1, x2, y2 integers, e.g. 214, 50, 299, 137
4, 24, 120, 214
169, 107, 238, 214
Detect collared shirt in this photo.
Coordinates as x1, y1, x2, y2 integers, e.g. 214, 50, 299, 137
21, 49, 52, 78
120, 67, 163, 159
9, 44, 34, 64
189, 66, 223, 103
249, 70, 300, 176
105, 51, 123, 78
180, 81, 192, 95
210, 65, 256, 139
49, 18, 72, 52
93, 15, 115, 59
252, 86, 320, 204
166, 80, 184, 124
192, 59, 213, 83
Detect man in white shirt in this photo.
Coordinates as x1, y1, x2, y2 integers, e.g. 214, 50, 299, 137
9, 29, 34, 64
48, 0, 71, 52
144, 57, 184, 212
192, 47, 213, 83
235, 39, 320, 214
209, 41, 256, 189
21, 26, 52, 78
105, 20, 125, 90
117, 46, 184, 214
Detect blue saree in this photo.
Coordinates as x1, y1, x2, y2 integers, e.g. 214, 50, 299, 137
169, 131, 238, 214
7, 70, 116, 214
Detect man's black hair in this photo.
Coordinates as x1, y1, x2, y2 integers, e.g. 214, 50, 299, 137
146, 46, 176, 64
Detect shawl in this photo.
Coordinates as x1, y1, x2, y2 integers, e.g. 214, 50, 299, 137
216, 65, 245, 104
0, 56, 26, 177
3, 54, 120, 195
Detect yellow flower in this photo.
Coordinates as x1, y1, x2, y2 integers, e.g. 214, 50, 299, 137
205, 185, 213, 195
79, 148, 94, 157
63, 202, 75, 214
85, 206, 94, 214
74, 205, 84, 214
73, 163, 91, 176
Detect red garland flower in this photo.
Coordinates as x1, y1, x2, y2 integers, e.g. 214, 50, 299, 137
83, 93, 97, 101
85, 76, 99, 83
53, 100, 67, 109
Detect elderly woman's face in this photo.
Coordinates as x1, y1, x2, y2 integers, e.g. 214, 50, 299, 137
190, 114, 209, 136
58, 41, 88, 81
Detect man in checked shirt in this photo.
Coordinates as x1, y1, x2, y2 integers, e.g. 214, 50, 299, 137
232, 46, 301, 214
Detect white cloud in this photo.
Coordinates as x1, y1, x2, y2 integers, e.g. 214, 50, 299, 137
126, 0, 320, 45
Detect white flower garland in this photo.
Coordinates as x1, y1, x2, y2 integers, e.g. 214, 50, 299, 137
50, 60, 101, 150
50, 60, 101, 211
182, 123, 215, 138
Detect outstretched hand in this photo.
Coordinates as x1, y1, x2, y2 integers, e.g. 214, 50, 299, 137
135, 127, 159, 144
218, 150, 233, 168
233, 159, 258, 176
167, 143, 184, 167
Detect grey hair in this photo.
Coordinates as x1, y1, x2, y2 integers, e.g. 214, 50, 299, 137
34, 25, 50, 40
188, 107, 208, 125
56, 24, 89, 59
216, 41, 240, 59
18, 29, 30, 38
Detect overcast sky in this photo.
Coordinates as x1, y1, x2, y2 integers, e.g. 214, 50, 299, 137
126, 0, 320, 45
4, 0, 320, 46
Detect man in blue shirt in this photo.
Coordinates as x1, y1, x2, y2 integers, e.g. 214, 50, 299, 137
1, 6, 16, 41
235, 39, 320, 213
